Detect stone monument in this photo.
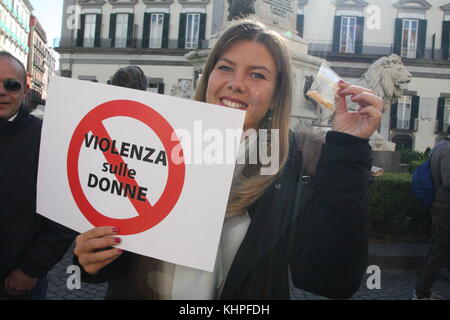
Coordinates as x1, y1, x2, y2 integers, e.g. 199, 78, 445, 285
170, 79, 194, 99
357, 54, 413, 151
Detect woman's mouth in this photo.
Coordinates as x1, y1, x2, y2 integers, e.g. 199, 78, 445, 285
220, 98, 248, 110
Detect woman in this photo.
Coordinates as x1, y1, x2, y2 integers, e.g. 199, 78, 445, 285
74, 19, 383, 299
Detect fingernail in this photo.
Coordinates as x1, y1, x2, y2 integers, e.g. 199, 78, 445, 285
112, 227, 119, 234
338, 80, 345, 84
114, 238, 121, 244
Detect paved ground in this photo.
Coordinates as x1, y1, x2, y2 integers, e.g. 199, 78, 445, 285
47, 245, 450, 300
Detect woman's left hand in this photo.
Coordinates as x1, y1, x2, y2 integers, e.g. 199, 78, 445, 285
333, 80, 384, 140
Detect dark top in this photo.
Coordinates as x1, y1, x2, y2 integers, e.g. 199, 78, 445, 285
76, 131, 372, 300
430, 137, 450, 208
0, 107, 77, 290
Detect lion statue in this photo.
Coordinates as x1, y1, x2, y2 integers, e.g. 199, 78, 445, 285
354, 54, 413, 151
170, 79, 194, 99
357, 54, 412, 113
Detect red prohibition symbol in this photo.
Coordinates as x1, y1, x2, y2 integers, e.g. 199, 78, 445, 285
67, 100, 185, 235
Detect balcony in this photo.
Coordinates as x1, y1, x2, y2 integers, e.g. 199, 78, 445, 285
56, 37, 210, 53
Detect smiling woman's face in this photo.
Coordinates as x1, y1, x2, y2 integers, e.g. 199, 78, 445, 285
206, 40, 277, 132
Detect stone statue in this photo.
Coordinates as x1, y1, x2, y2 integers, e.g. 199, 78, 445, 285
357, 54, 412, 112
227, 0, 256, 21
356, 54, 412, 151
170, 79, 194, 99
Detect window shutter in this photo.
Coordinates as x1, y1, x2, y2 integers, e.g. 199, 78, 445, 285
109, 14, 117, 48
332, 16, 341, 53
158, 83, 165, 95
296, 14, 304, 38
441, 21, 450, 60
416, 20, 427, 59
390, 102, 398, 130
127, 13, 135, 48
437, 97, 445, 133
142, 13, 151, 48
77, 14, 86, 47
162, 13, 170, 48
394, 18, 402, 55
199, 13, 206, 49
94, 14, 102, 47
178, 13, 187, 49
410, 96, 420, 131
355, 16, 364, 54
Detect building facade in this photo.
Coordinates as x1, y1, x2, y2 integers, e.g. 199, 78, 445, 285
57, 0, 450, 152
298, 0, 450, 151
43, 46, 57, 101
0, 0, 33, 67
27, 15, 47, 106
58, 0, 216, 94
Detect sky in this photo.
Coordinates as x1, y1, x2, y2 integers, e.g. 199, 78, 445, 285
30, 0, 64, 48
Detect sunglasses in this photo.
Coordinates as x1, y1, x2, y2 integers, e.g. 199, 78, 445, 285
2, 79, 23, 92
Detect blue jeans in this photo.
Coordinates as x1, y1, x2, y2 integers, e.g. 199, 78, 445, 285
0, 277, 48, 300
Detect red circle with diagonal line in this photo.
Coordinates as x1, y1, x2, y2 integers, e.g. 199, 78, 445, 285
67, 100, 185, 235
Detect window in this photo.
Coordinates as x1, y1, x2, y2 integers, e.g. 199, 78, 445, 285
296, 14, 304, 38
397, 96, 412, 129
442, 21, 450, 60
392, 134, 413, 151
150, 13, 164, 48
148, 82, 159, 93
115, 14, 129, 48
185, 13, 200, 49
333, 15, 364, 54
84, 14, 96, 48
148, 81, 165, 94
401, 19, 418, 58
445, 98, 450, 131
340, 17, 356, 53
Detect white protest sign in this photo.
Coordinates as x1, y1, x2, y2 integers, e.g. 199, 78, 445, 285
37, 76, 246, 272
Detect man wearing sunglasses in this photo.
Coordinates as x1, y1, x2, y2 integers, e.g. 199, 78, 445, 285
0, 51, 76, 300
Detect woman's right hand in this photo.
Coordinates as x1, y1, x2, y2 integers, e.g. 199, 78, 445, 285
74, 227, 123, 275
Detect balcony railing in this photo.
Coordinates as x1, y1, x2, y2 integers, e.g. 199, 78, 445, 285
58, 37, 209, 50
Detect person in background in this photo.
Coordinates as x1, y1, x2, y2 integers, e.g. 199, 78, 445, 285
0, 51, 77, 300
111, 66, 148, 91
414, 125, 450, 299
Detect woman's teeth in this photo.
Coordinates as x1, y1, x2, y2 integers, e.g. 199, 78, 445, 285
222, 99, 247, 109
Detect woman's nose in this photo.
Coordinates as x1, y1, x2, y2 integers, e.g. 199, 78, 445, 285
227, 74, 246, 93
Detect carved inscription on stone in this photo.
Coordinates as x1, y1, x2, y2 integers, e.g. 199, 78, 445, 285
262, 0, 294, 18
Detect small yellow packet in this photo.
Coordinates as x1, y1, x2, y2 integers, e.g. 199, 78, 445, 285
306, 63, 342, 111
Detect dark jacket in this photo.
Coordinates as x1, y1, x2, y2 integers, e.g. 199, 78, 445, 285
0, 107, 77, 290
77, 131, 371, 300
430, 137, 450, 208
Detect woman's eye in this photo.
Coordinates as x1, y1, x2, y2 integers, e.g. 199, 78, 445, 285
251, 73, 266, 80
218, 65, 232, 72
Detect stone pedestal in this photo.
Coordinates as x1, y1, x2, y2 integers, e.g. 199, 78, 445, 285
372, 151, 402, 173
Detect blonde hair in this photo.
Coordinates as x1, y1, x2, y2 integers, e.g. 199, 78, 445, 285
194, 19, 293, 217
